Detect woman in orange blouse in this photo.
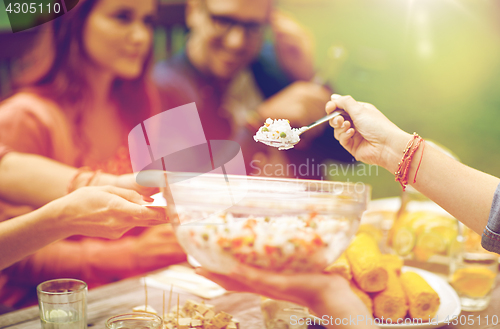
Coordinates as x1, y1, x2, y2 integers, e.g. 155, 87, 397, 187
0, 0, 185, 308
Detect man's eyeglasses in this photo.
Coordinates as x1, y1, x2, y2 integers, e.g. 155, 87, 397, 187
209, 15, 265, 38
201, 4, 266, 39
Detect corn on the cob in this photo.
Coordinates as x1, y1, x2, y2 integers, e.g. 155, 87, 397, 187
400, 271, 440, 320
346, 233, 388, 292
349, 281, 373, 314
324, 252, 352, 280
372, 270, 408, 321
381, 254, 404, 275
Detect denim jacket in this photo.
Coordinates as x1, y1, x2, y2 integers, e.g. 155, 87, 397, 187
481, 182, 500, 254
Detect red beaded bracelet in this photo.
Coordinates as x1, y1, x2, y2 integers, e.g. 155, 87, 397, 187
395, 133, 425, 191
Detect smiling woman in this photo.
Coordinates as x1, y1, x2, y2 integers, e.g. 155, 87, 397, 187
83, 0, 155, 79
0, 0, 187, 310
16, 0, 158, 134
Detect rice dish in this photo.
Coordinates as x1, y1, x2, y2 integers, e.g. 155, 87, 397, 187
176, 212, 352, 274
253, 118, 301, 150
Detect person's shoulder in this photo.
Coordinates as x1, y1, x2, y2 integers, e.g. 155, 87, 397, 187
0, 92, 70, 157
0, 91, 65, 126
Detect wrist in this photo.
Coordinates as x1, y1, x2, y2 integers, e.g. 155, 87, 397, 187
380, 131, 413, 174
67, 167, 90, 192
68, 168, 104, 191
38, 199, 73, 239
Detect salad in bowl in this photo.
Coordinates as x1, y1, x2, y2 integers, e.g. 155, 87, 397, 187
164, 173, 370, 274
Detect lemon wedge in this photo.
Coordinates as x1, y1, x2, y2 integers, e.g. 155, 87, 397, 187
393, 227, 416, 256
417, 231, 447, 254
46, 309, 69, 322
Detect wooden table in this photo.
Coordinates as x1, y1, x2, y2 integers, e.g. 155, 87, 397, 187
0, 268, 499, 329
0, 273, 264, 329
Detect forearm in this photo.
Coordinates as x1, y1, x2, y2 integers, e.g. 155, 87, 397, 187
0, 153, 75, 207
382, 133, 500, 235
0, 203, 68, 270
4, 236, 140, 285
0, 152, 119, 207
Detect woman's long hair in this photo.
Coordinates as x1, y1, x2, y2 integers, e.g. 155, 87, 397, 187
15, 0, 157, 154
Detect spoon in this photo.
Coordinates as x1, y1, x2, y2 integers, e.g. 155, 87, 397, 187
254, 110, 344, 150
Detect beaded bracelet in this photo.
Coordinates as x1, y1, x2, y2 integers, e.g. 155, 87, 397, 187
67, 167, 91, 194
66, 167, 101, 194
395, 133, 425, 191
84, 169, 102, 187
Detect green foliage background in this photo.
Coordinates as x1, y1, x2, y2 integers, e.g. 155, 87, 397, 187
276, 0, 500, 198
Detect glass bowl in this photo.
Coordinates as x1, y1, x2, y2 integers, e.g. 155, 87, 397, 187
164, 173, 370, 274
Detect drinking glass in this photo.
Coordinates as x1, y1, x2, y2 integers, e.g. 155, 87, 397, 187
449, 225, 499, 311
37, 279, 87, 329
105, 313, 163, 329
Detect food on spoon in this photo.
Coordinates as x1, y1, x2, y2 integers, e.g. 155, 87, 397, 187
253, 118, 301, 150
400, 271, 440, 320
346, 233, 388, 292
176, 212, 351, 273
372, 270, 408, 321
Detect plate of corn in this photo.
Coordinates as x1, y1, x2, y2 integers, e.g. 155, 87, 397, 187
324, 233, 461, 328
